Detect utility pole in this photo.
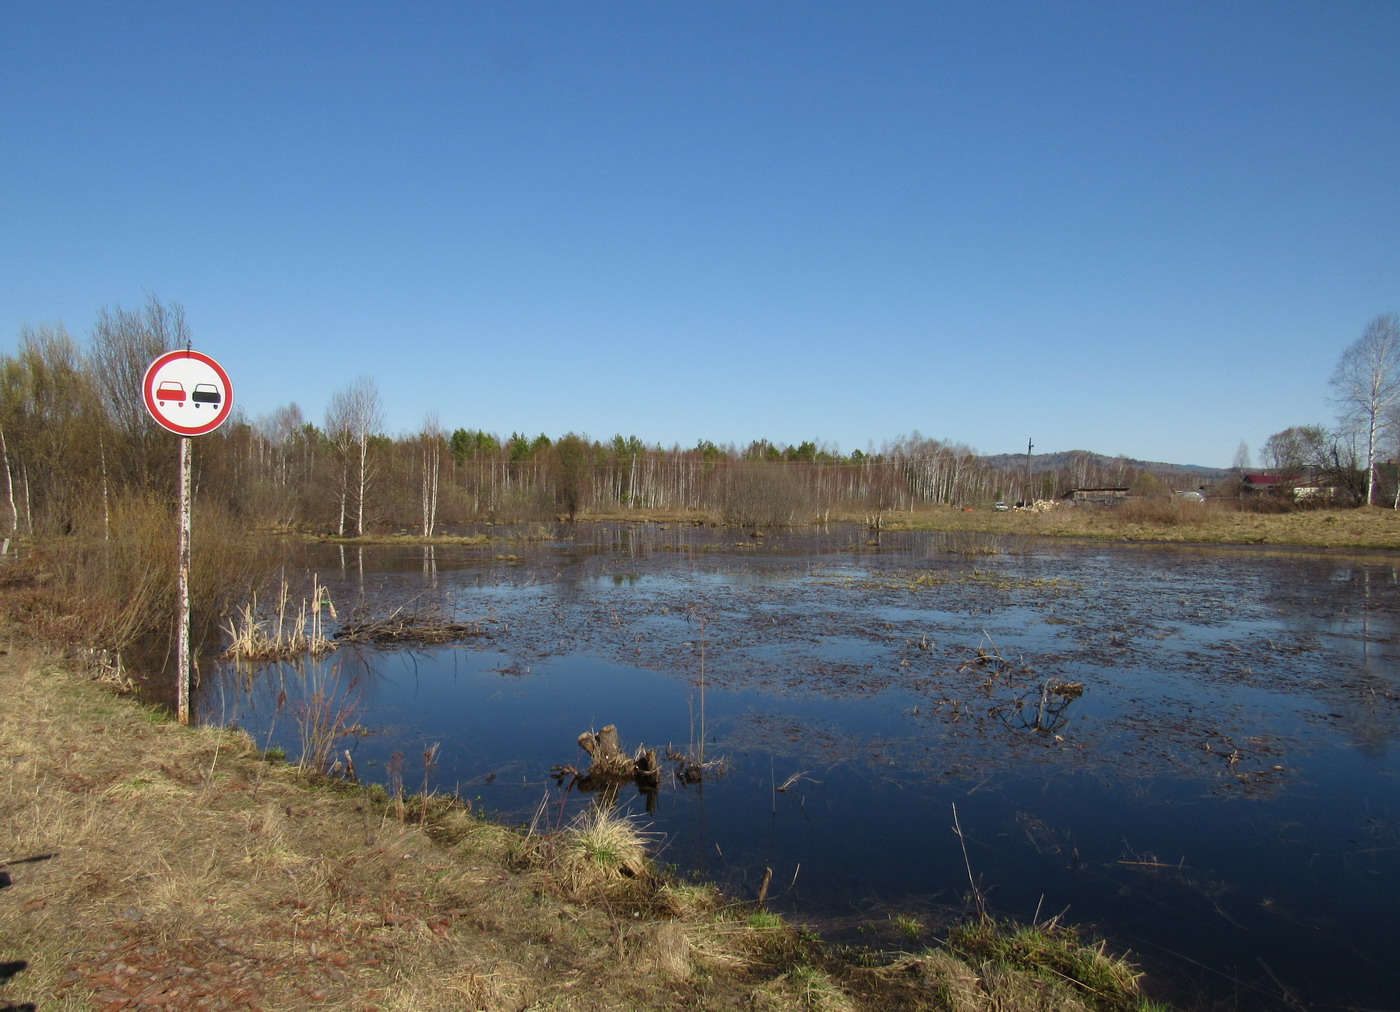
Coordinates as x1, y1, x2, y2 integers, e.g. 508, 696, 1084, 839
1024, 437, 1034, 507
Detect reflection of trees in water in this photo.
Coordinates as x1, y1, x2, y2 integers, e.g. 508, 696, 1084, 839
1351, 567, 1400, 755
293, 533, 1400, 774
1256, 560, 1400, 756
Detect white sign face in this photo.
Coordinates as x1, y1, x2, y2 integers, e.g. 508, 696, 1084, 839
142, 350, 234, 436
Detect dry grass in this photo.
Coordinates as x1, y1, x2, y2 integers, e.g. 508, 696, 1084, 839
293, 503, 1400, 552
311, 525, 558, 547
308, 532, 493, 547
875, 502, 1400, 550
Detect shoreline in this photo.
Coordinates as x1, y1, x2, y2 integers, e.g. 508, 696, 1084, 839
1, 646, 1170, 1012
290, 503, 1400, 554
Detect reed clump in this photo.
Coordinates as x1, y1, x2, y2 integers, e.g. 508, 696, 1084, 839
223, 576, 336, 661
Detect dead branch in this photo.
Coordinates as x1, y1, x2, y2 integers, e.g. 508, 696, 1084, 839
335, 609, 487, 645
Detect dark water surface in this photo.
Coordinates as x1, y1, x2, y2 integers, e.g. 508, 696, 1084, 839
197, 524, 1400, 1011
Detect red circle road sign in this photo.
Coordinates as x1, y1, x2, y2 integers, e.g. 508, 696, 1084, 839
142, 350, 234, 436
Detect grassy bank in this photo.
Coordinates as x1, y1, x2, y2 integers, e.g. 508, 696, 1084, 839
304, 502, 1400, 553
872, 502, 1400, 550
1, 648, 1168, 1012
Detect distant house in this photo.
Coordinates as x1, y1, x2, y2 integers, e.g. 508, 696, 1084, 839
1064, 487, 1130, 507
1242, 473, 1338, 501
1242, 473, 1297, 495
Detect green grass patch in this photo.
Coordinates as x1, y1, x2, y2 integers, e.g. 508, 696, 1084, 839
946, 917, 1162, 1011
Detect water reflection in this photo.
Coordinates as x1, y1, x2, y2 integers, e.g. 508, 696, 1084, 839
197, 528, 1400, 1011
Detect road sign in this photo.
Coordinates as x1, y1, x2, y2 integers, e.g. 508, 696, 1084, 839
142, 350, 233, 436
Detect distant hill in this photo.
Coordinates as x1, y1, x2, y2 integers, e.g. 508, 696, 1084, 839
981, 449, 1230, 483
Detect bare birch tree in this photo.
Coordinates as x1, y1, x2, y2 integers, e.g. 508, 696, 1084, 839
1331, 313, 1400, 506
420, 412, 444, 536
325, 376, 383, 536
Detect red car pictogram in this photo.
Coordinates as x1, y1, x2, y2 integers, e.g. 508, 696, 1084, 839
157, 381, 186, 407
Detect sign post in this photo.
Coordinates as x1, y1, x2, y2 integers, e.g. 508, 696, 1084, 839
178, 435, 192, 723
142, 349, 233, 725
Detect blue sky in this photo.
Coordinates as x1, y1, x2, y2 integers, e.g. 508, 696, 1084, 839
3, 2, 1397, 467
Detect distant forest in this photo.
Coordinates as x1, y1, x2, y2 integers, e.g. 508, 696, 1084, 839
4, 300, 1223, 538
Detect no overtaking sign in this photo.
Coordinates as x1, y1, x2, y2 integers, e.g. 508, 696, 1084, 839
142, 347, 235, 725
142, 349, 233, 435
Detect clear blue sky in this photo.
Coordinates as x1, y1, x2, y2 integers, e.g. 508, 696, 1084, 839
4, 2, 1397, 467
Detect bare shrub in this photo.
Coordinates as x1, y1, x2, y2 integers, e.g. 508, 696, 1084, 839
16, 492, 172, 655
722, 463, 813, 529
290, 661, 363, 777
7, 492, 279, 664
491, 483, 552, 524
1236, 494, 1298, 515
1115, 497, 1210, 526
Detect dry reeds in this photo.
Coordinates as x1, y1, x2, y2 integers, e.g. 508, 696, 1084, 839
290, 661, 362, 777
223, 575, 336, 661
671, 609, 727, 783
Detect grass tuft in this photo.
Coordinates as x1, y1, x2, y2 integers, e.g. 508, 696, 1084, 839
946, 916, 1152, 1010
752, 963, 856, 1012
545, 805, 653, 898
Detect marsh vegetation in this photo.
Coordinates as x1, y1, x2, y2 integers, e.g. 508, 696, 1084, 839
182, 523, 1400, 1011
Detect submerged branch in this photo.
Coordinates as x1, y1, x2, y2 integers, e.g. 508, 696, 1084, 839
334, 609, 488, 645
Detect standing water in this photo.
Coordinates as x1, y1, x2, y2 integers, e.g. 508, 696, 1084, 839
198, 524, 1400, 1010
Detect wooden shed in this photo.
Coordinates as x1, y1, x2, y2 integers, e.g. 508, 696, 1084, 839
1064, 487, 1130, 507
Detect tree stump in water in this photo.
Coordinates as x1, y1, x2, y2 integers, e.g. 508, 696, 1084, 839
577, 725, 630, 776
557, 725, 661, 808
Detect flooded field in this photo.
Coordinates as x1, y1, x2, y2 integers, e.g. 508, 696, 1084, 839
197, 524, 1400, 1011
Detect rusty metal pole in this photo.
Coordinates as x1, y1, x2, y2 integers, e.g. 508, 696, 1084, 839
177, 435, 192, 725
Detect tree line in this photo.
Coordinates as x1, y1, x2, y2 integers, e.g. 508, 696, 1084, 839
12, 297, 1386, 543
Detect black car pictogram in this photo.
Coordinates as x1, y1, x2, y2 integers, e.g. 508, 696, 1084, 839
192, 383, 222, 407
